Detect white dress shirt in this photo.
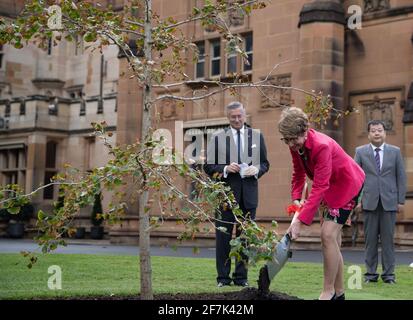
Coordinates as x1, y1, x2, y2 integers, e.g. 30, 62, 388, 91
223, 126, 244, 178
223, 126, 258, 179
230, 126, 245, 154
371, 143, 384, 170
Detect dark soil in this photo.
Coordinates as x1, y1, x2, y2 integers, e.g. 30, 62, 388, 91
37, 288, 300, 300
257, 265, 271, 294
152, 288, 301, 300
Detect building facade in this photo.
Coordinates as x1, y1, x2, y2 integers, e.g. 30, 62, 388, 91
0, 0, 120, 236
1, 0, 413, 248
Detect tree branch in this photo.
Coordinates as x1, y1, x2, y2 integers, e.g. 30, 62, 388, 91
154, 83, 315, 103
162, 0, 263, 30
124, 19, 145, 28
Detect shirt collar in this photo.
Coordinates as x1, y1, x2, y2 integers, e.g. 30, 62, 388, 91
231, 125, 245, 135
371, 143, 385, 151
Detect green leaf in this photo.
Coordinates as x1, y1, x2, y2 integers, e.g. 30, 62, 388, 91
37, 210, 45, 220
84, 32, 97, 42
7, 207, 20, 215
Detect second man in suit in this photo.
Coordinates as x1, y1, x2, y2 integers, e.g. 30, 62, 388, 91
354, 120, 406, 284
204, 101, 270, 287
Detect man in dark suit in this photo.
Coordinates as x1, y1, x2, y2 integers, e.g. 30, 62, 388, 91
204, 101, 270, 287
354, 120, 406, 284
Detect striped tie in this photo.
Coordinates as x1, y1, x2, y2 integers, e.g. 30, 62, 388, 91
237, 129, 241, 164
375, 148, 381, 173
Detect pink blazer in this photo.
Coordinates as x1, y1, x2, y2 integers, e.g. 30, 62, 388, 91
290, 129, 365, 225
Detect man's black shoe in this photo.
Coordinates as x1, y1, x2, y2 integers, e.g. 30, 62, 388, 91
364, 279, 378, 284
234, 281, 249, 287
217, 282, 231, 288
384, 279, 396, 284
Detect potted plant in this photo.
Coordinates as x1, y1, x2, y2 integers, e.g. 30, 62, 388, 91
74, 226, 86, 239
5, 203, 33, 238
90, 193, 104, 239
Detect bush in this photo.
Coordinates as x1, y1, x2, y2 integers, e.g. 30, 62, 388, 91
0, 204, 34, 222
0, 208, 10, 222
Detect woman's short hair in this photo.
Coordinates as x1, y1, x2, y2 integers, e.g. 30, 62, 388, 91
278, 107, 309, 138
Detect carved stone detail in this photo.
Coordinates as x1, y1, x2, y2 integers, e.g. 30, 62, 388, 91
260, 74, 292, 109
227, 6, 244, 27
364, 0, 390, 13
160, 98, 178, 120
363, 95, 394, 131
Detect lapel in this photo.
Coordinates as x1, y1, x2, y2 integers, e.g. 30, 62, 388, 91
225, 126, 251, 161
367, 144, 387, 176
381, 144, 388, 173
366, 144, 377, 172
245, 127, 252, 157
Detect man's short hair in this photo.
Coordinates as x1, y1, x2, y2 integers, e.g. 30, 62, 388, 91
367, 120, 386, 132
226, 101, 245, 113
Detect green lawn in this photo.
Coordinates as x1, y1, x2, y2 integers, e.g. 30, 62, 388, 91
0, 253, 412, 300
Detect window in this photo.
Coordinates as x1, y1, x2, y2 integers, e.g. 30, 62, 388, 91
4, 100, 10, 118
0, 44, 4, 69
74, 35, 84, 56
79, 98, 86, 116
195, 42, 205, 79
44, 141, 58, 200
47, 38, 52, 56
210, 39, 221, 77
43, 171, 56, 199
97, 97, 104, 114
243, 33, 253, 72
194, 33, 252, 79
226, 43, 237, 75
46, 141, 57, 169
20, 99, 25, 115
0, 147, 27, 193
48, 96, 58, 116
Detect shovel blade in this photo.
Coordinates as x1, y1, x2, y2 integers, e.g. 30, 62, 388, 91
257, 234, 292, 292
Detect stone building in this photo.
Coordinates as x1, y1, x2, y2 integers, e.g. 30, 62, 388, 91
1, 0, 412, 248
0, 0, 120, 237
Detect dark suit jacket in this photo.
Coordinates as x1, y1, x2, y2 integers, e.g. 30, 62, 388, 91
354, 143, 406, 211
203, 126, 270, 210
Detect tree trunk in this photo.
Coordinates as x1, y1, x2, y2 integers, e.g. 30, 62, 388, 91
139, 0, 153, 300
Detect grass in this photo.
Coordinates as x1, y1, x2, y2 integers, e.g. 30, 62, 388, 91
0, 253, 412, 300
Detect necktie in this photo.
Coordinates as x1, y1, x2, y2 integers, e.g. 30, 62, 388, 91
375, 148, 381, 173
237, 129, 241, 164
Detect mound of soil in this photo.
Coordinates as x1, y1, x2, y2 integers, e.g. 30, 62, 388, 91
153, 288, 300, 300
45, 288, 300, 300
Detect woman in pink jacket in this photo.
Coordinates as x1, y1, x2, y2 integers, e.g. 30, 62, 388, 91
278, 107, 365, 300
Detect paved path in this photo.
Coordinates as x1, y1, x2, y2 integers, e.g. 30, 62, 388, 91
0, 239, 412, 265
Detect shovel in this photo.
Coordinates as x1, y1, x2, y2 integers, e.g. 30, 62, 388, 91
257, 232, 292, 293
257, 183, 308, 293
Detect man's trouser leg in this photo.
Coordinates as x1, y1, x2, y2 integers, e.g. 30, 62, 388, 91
215, 208, 235, 284
363, 208, 380, 281
232, 205, 256, 285
379, 208, 396, 282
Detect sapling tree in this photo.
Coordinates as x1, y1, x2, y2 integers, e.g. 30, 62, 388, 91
0, 0, 349, 299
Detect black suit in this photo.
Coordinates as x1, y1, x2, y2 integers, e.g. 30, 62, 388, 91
204, 125, 270, 284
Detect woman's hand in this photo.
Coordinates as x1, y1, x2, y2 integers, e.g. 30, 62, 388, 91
287, 217, 303, 240
293, 199, 306, 206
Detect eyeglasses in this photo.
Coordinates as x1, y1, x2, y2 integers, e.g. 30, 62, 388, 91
280, 137, 299, 144
369, 129, 384, 134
